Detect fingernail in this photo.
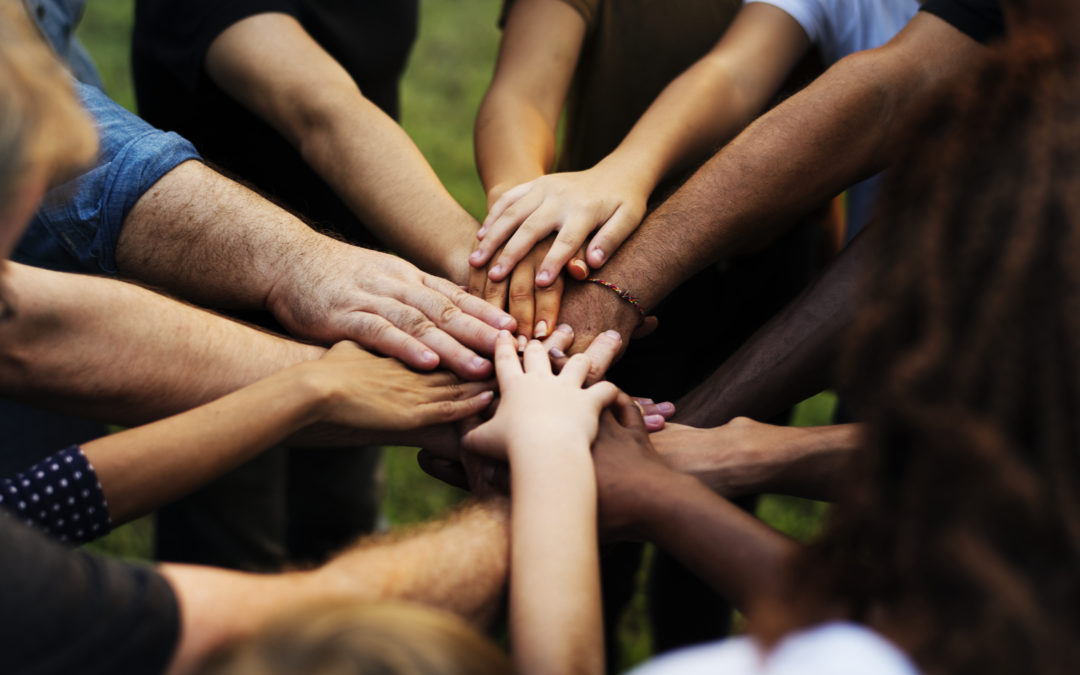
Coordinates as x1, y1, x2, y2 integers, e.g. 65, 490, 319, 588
657, 402, 676, 415
477, 226, 487, 238
498, 315, 515, 329
603, 330, 622, 341
644, 414, 665, 427
536, 270, 552, 285
421, 350, 439, 365
549, 347, 566, 359
472, 356, 489, 371
591, 248, 606, 265
556, 323, 573, 334
498, 329, 513, 339
517, 335, 527, 352
491, 264, 504, 278
469, 250, 483, 263
534, 320, 548, 338
569, 260, 589, 277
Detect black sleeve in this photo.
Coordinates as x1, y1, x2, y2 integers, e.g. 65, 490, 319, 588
920, 0, 1005, 44
0, 514, 180, 674
132, 0, 300, 90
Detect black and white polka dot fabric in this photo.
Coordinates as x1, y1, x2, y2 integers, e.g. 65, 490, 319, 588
0, 445, 111, 544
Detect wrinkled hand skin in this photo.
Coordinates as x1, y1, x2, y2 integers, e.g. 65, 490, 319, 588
557, 280, 643, 357
591, 393, 676, 542
267, 238, 515, 380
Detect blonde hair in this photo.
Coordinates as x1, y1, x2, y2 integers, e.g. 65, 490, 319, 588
198, 601, 514, 675
0, 0, 97, 207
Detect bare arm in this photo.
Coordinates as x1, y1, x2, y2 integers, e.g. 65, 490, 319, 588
473, 0, 585, 205
0, 262, 321, 425
560, 13, 990, 351
463, 335, 618, 675
117, 160, 514, 380
473, 4, 812, 280
81, 342, 493, 525
593, 398, 796, 613
652, 419, 862, 502
203, 13, 478, 283
161, 498, 510, 674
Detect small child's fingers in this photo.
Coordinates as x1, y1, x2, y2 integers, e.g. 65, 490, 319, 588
558, 352, 593, 385
522, 338, 553, 374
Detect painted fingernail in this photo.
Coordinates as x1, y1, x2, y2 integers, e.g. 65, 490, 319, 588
534, 320, 549, 338
536, 270, 552, 285
569, 260, 589, 278
644, 414, 665, 427
549, 348, 566, 359
603, 330, 622, 341
517, 335, 527, 352
657, 402, 676, 415
491, 264, 504, 278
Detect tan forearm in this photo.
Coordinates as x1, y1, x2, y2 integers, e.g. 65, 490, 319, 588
0, 263, 323, 425
81, 367, 326, 524
640, 471, 797, 614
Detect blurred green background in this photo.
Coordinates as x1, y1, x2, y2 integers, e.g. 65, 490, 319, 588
75, 0, 832, 668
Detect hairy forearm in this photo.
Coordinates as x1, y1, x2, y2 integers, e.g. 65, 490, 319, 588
116, 160, 336, 309
0, 263, 323, 425
162, 498, 509, 674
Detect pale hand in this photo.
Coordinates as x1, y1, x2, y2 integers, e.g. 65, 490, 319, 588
470, 166, 649, 287
267, 238, 515, 380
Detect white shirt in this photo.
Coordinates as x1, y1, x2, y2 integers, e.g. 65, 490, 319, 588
629, 622, 920, 675
746, 0, 920, 238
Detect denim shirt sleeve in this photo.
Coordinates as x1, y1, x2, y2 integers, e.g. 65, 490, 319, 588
14, 82, 201, 275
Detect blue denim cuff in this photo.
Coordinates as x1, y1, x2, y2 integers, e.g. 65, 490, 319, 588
15, 82, 201, 275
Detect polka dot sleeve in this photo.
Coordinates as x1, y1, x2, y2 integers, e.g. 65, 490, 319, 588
0, 445, 111, 544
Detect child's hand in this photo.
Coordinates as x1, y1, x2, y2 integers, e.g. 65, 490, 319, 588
463, 331, 619, 460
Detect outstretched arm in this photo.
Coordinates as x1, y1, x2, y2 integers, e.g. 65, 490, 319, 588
593, 397, 797, 614
203, 12, 479, 283
464, 334, 618, 675
559, 12, 990, 351
160, 497, 510, 674
80, 342, 493, 526
117, 160, 514, 380
473, 3, 812, 283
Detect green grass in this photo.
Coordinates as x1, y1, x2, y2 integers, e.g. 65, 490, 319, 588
75, 3, 834, 666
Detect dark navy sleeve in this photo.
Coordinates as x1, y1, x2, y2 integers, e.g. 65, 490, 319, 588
0, 445, 111, 543
920, 0, 1005, 44
13, 82, 201, 275
0, 514, 180, 674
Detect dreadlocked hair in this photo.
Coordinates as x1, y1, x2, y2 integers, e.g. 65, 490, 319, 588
755, 20, 1080, 675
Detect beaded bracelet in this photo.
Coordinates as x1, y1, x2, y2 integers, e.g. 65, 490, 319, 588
585, 277, 646, 321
